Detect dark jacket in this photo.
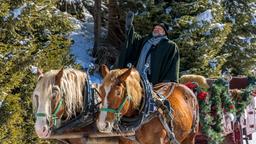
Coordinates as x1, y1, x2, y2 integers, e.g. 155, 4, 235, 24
116, 26, 180, 85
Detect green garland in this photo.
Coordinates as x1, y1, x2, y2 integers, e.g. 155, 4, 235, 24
185, 76, 256, 144
233, 77, 256, 117
207, 79, 235, 143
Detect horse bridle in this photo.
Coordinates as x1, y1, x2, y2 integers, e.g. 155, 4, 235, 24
100, 95, 131, 122
100, 84, 131, 122
36, 85, 64, 129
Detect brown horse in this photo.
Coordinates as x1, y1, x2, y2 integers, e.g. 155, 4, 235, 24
96, 65, 199, 144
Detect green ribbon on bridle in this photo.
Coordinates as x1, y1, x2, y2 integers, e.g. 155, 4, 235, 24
100, 95, 131, 121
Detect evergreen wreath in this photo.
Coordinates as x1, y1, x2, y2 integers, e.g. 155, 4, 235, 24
184, 76, 256, 144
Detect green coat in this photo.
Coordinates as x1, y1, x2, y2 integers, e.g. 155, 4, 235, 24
116, 26, 180, 85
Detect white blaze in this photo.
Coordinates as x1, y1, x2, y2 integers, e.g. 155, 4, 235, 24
97, 85, 111, 130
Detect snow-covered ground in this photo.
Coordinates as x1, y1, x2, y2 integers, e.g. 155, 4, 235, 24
68, 9, 102, 84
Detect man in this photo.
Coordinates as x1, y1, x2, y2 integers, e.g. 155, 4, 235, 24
115, 13, 180, 143
116, 12, 180, 85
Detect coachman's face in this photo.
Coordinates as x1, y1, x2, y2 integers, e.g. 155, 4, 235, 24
152, 25, 166, 37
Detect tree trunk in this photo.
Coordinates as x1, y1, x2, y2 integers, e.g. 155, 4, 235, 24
107, 0, 125, 50
92, 0, 101, 56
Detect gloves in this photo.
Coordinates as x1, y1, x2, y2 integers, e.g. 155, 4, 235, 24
125, 11, 134, 32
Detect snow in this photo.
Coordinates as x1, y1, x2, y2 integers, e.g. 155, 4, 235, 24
208, 59, 218, 69
203, 23, 224, 36
0, 92, 8, 108
61, 0, 82, 5
81, 0, 94, 6
30, 66, 38, 74
196, 10, 213, 27
0, 54, 4, 59
238, 36, 252, 44
12, 3, 27, 19
212, 23, 225, 30
69, 18, 94, 69
224, 13, 236, 24
208, 0, 222, 5
251, 14, 256, 26
69, 10, 102, 83
216, 0, 222, 5
165, 6, 172, 14
27, 8, 102, 83
203, 30, 211, 36
19, 39, 30, 45
253, 68, 256, 76
248, 2, 256, 8
240, 47, 245, 51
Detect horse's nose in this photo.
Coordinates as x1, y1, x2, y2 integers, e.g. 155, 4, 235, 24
105, 121, 111, 129
96, 120, 113, 133
35, 119, 51, 138
42, 125, 47, 132
97, 120, 107, 130
103, 121, 113, 133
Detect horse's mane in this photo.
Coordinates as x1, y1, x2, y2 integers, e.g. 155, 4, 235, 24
33, 68, 87, 119
104, 69, 143, 109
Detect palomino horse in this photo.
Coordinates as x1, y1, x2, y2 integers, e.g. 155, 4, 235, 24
32, 68, 93, 143
96, 65, 199, 144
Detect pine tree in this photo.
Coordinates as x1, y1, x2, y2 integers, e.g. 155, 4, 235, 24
117, 0, 232, 77
164, 0, 232, 77
222, 0, 256, 75
0, 0, 76, 143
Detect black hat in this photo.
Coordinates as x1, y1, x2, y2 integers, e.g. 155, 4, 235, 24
153, 22, 169, 35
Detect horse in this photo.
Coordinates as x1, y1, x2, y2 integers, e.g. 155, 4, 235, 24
96, 65, 199, 144
32, 68, 117, 144
32, 68, 88, 143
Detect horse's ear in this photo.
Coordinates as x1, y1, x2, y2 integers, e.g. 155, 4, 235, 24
37, 68, 44, 80
118, 68, 132, 82
100, 64, 109, 78
55, 68, 64, 86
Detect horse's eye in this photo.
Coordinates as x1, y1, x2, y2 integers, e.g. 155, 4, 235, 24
52, 88, 60, 98
116, 90, 121, 96
34, 94, 39, 111
52, 92, 57, 100
52, 86, 60, 98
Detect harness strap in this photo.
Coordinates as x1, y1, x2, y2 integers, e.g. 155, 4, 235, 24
36, 98, 63, 128
158, 113, 180, 144
36, 113, 47, 117
136, 111, 180, 144
154, 82, 176, 99
153, 83, 175, 125
190, 93, 200, 134
152, 83, 180, 143
52, 98, 63, 127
